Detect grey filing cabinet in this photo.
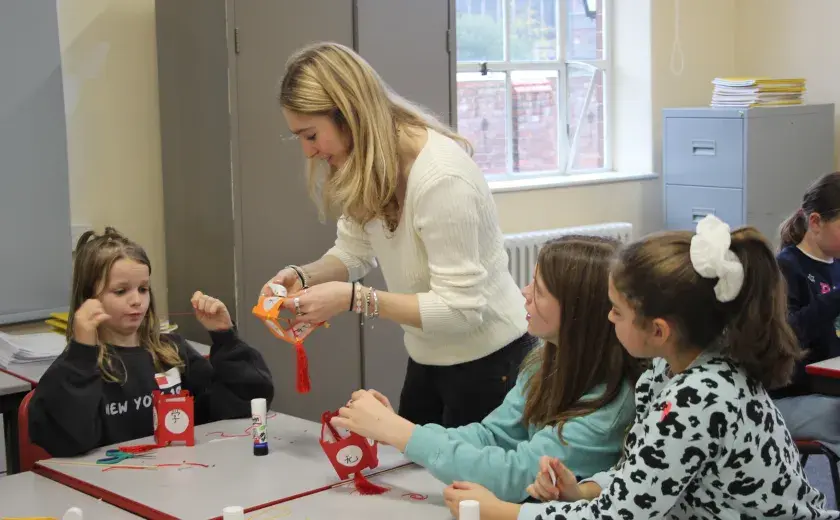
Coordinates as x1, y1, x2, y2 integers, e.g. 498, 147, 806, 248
663, 104, 835, 248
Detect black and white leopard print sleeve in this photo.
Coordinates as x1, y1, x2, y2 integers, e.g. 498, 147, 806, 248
517, 353, 839, 520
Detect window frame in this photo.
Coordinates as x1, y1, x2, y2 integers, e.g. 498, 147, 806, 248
454, 0, 613, 182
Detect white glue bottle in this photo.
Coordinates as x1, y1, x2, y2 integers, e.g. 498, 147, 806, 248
459, 499, 480, 520
62, 507, 83, 520
251, 397, 268, 456
222, 505, 245, 520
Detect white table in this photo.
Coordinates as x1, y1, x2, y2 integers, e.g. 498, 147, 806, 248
806, 356, 840, 395
0, 370, 31, 474
0, 470, 141, 518
247, 464, 453, 520
35, 413, 411, 520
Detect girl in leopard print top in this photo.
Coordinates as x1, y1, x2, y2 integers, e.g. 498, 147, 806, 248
443, 215, 840, 520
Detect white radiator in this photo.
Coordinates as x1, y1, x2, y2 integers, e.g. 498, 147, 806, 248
504, 222, 633, 288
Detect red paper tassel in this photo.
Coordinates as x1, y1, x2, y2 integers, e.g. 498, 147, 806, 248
353, 472, 389, 495
118, 443, 159, 454
295, 342, 311, 393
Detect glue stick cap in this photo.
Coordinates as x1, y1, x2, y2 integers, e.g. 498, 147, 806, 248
459, 499, 480, 520
251, 397, 267, 416
222, 506, 245, 520
62, 507, 83, 520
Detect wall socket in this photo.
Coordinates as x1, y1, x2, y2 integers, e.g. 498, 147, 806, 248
70, 224, 93, 251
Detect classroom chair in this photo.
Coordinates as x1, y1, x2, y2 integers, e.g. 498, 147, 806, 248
796, 439, 840, 505
17, 389, 51, 471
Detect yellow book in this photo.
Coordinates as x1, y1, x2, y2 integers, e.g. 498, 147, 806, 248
713, 77, 806, 87
49, 311, 69, 323
45, 318, 67, 331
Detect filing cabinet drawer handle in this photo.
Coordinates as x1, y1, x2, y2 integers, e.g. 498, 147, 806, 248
692, 208, 715, 222
692, 140, 716, 156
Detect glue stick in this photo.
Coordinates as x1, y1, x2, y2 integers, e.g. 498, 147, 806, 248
222, 505, 245, 520
251, 397, 268, 456
459, 499, 480, 520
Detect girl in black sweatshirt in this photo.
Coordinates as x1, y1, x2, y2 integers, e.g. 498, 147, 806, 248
29, 228, 274, 457
775, 171, 840, 457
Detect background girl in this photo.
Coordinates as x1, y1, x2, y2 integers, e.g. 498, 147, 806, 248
775, 171, 840, 456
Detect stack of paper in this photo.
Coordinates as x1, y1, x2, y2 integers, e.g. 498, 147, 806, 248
44, 312, 178, 334
0, 331, 66, 368
711, 77, 806, 108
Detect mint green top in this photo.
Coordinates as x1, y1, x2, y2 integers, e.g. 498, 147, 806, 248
404, 365, 635, 502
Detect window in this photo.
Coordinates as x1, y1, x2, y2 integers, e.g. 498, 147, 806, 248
455, 0, 610, 182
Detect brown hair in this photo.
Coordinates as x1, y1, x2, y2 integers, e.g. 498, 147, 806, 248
522, 236, 642, 438
278, 42, 473, 232
611, 226, 801, 389
70, 228, 183, 382
780, 171, 840, 248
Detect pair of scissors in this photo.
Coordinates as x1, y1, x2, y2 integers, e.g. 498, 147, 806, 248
96, 448, 154, 465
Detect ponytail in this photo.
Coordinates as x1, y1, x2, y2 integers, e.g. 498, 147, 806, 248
726, 227, 801, 389
779, 210, 807, 249
780, 171, 840, 249
612, 224, 801, 390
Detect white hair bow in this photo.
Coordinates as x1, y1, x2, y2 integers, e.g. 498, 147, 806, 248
689, 215, 744, 302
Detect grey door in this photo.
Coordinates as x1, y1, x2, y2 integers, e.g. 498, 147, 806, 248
232, 0, 360, 421
355, 0, 453, 409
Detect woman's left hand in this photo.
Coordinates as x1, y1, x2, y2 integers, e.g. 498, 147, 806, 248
283, 281, 352, 325
443, 482, 504, 519
331, 390, 415, 451
191, 291, 233, 331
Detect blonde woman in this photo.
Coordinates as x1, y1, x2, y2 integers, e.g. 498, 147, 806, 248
262, 42, 534, 427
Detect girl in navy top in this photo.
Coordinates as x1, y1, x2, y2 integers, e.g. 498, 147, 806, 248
775, 170, 840, 456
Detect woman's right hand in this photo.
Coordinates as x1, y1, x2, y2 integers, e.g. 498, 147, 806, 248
261, 268, 302, 297
526, 456, 583, 502
73, 299, 111, 346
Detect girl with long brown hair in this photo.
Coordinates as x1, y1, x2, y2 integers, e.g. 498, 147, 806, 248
331, 236, 639, 503
29, 228, 274, 456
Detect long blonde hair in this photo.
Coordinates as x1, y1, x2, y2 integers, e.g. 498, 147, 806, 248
278, 41, 473, 231
70, 228, 183, 383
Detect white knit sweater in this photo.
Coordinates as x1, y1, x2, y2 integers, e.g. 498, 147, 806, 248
325, 128, 527, 366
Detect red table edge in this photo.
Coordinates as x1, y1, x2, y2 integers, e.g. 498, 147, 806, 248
805, 364, 840, 378
0, 366, 38, 386
35, 460, 415, 520
207, 462, 416, 519
34, 463, 178, 520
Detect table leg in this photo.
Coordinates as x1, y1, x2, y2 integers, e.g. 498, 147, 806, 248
809, 376, 840, 397
1, 394, 23, 475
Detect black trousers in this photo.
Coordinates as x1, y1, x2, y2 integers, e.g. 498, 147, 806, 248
397, 333, 539, 427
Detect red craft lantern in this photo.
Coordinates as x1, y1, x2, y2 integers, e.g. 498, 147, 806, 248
252, 285, 328, 393
153, 389, 195, 447
319, 411, 388, 495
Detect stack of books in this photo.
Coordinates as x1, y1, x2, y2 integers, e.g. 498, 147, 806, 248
44, 312, 178, 334
711, 77, 806, 108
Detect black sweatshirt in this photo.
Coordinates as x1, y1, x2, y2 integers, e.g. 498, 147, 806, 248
28, 328, 274, 457
772, 245, 840, 399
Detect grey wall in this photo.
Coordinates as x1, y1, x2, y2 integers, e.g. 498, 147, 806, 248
0, 0, 72, 324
